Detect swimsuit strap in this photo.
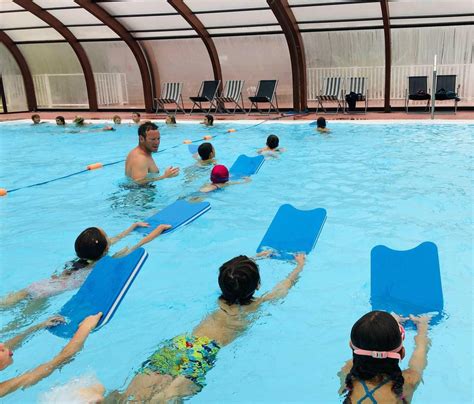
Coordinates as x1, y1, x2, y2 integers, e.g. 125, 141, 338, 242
357, 378, 390, 404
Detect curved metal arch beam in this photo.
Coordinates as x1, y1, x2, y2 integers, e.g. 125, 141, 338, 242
380, 0, 392, 113
268, 0, 307, 112
13, 0, 98, 111
0, 30, 37, 111
75, 0, 157, 112
168, 0, 223, 90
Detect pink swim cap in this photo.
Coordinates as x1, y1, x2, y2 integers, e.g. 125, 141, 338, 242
211, 165, 229, 184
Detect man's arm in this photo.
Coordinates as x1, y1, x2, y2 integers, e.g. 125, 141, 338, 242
132, 166, 180, 185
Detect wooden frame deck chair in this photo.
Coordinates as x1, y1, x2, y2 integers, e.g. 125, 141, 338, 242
435, 75, 461, 114
405, 76, 431, 113
344, 77, 368, 113
189, 80, 220, 114
154, 82, 185, 114
248, 80, 279, 114
215, 80, 245, 113
316, 77, 343, 113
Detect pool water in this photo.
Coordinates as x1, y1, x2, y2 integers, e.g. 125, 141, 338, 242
0, 119, 472, 403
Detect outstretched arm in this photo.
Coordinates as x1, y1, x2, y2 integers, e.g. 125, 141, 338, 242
127, 224, 172, 254
133, 167, 180, 185
404, 315, 431, 387
109, 222, 150, 245
260, 254, 306, 303
5, 316, 64, 351
0, 313, 102, 398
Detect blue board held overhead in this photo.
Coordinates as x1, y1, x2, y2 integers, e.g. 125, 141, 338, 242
135, 199, 211, 235
257, 204, 327, 260
371, 241, 443, 317
50, 248, 148, 338
229, 154, 264, 179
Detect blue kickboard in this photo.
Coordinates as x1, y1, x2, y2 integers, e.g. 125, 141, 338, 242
371, 242, 443, 316
188, 144, 199, 154
135, 199, 211, 235
257, 204, 327, 260
309, 121, 317, 126
50, 248, 148, 338
229, 154, 265, 179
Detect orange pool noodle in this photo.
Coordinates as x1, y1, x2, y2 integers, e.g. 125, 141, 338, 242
183, 139, 192, 144
87, 162, 103, 170
203, 135, 212, 140
0, 188, 7, 197
227, 129, 236, 133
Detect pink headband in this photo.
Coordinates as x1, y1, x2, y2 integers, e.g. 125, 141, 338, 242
351, 324, 405, 360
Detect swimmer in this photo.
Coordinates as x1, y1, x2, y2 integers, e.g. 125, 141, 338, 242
76, 253, 306, 402
132, 112, 142, 125
112, 115, 122, 125
72, 116, 114, 132
316, 116, 330, 133
165, 114, 176, 125
339, 311, 431, 404
195, 142, 216, 166
125, 122, 180, 184
257, 134, 285, 154
0, 222, 171, 311
31, 114, 43, 125
202, 114, 214, 127
55, 116, 66, 126
199, 165, 250, 193
0, 313, 102, 397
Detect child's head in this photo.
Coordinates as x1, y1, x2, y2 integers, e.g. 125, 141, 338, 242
204, 114, 214, 126
266, 134, 279, 150
55, 116, 65, 125
0, 343, 13, 371
316, 117, 326, 128
132, 112, 141, 124
218, 255, 260, 305
345, 311, 406, 402
112, 115, 121, 124
74, 227, 109, 261
198, 142, 215, 161
165, 114, 176, 124
73, 116, 85, 126
31, 114, 41, 124
210, 165, 229, 184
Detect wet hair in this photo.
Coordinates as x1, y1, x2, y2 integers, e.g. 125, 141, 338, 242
218, 255, 260, 305
112, 115, 121, 123
73, 116, 85, 125
132, 112, 141, 117
344, 311, 406, 404
266, 134, 279, 150
55, 116, 65, 125
316, 117, 326, 128
74, 227, 108, 261
166, 114, 176, 124
204, 114, 214, 126
198, 142, 213, 160
31, 114, 40, 121
138, 122, 158, 139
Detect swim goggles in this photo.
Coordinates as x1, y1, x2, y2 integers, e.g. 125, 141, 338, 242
350, 324, 406, 360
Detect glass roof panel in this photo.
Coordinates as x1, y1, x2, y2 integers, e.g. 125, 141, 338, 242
199, 10, 278, 27
300, 21, 382, 31
184, 0, 269, 12
99, 1, 177, 16
291, 3, 382, 22
389, 0, 474, 17
0, 2, 24, 12
47, 9, 103, 25
0, 11, 48, 29
133, 30, 197, 39
116, 15, 192, 31
8, 28, 64, 42
34, 0, 76, 8
208, 26, 283, 35
70, 26, 119, 40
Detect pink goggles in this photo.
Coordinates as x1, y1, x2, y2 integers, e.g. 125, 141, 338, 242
351, 324, 405, 360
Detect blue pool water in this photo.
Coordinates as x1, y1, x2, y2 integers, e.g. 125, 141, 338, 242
0, 119, 472, 403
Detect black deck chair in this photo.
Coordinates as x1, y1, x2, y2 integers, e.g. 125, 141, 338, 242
189, 80, 220, 114
248, 80, 279, 114
405, 76, 431, 113
435, 75, 461, 113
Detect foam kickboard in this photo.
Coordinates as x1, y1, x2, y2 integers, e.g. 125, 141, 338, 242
50, 248, 148, 338
229, 154, 265, 179
257, 204, 327, 260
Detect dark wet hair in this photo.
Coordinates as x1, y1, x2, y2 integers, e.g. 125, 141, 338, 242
133, 112, 141, 117
138, 122, 158, 139
198, 142, 213, 160
344, 311, 406, 404
266, 134, 279, 150
218, 255, 260, 305
31, 114, 40, 121
74, 227, 108, 261
205, 115, 214, 126
55, 116, 65, 125
316, 117, 326, 128
167, 114, 176, 124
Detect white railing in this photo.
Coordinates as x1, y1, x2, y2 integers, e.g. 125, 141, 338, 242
308, 64, 474, 101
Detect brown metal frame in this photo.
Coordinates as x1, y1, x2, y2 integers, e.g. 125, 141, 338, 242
268, 0, 307, 112
13, 0, 98, 111
380, 0, 392, 113
0, 30, 37, 111
168, 0, 223, 91
75, 0, 156, 112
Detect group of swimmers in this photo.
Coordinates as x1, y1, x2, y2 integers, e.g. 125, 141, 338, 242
0, 114, 432, 403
